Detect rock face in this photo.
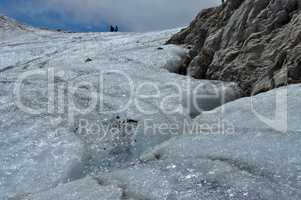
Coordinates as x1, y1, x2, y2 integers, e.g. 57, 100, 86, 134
167, 0, 301, 95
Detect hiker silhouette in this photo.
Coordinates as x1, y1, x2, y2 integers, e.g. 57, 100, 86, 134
110, 25, 119, 32
110, 25, 115, 32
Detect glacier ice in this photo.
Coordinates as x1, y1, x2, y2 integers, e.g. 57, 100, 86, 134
2, 17, 300, 200
193, 84, 301, 132
0, 21, 240, 199
22, 177, 122, 200
138, 85, 301, 199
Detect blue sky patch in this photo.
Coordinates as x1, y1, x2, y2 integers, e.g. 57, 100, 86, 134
0, 0, 217, 32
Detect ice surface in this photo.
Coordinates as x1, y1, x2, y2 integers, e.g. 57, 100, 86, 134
3, 15, 300, 199
193, 84, 301, 132
2, 16, 300, 200
97, 168, 171, 199
142, 132, 299, 199
0, 18, 241, 199
137, 85, 301, 199
0, 112, 84, 198
22, 177, 122, 200
97, 156, 300, 200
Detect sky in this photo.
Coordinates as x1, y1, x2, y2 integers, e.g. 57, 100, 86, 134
0, 0, 219, 32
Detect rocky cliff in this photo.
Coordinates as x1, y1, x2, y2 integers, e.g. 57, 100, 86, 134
167, 0, 301, 95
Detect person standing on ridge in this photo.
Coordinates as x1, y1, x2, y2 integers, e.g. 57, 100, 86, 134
115, 25, 119, 32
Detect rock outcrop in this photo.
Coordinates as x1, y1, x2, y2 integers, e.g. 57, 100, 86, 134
0, 16, 31, 32
0, 15, 33, 40
167, 0, 301, 95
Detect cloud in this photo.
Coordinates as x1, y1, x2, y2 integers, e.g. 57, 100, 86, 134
1, 0, 219, 31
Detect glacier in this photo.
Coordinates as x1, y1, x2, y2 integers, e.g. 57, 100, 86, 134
0, 16, 300, 200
